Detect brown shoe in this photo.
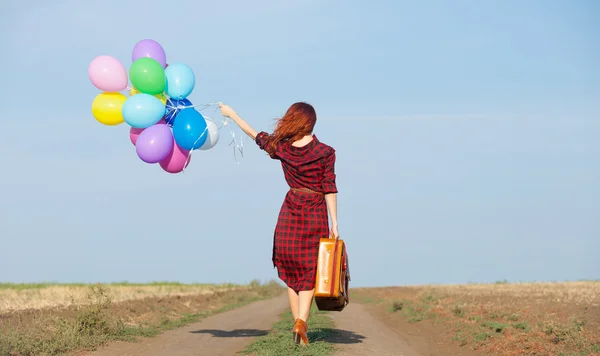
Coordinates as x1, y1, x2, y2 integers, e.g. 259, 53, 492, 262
292, 318, 308, 345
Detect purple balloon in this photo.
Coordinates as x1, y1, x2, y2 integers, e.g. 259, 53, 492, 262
135, 124, 174, 163
132, 39, 167, 68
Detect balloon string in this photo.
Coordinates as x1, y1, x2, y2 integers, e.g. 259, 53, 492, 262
210, 103, 244, 163
174, 102, 245, 172
129, 94, 245, 167
181, 124, 208, 174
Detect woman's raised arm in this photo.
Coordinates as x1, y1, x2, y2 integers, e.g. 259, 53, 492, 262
218, 103, 258, 140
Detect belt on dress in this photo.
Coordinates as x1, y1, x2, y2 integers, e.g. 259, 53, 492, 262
290, 187, 323, 195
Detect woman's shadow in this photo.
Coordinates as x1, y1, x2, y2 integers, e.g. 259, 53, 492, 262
189, 329, 268, 338
309, 328, 366, 345
189, 328, 365, 344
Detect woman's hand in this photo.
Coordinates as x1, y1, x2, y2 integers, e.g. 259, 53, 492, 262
330, 224, 339, 239
217, 103, 258, 140
325, 193, 338, 239
218, 103, 237, 118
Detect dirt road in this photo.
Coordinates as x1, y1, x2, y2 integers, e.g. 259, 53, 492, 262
327, 302, 422, 356
89, 296, 424, 356
89, 295, 289, 356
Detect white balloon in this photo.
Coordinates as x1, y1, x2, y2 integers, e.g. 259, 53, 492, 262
199, 118, 220, 150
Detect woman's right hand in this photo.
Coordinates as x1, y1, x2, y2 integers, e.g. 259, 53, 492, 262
331, 224, 339, 239
218, 103, 237, 118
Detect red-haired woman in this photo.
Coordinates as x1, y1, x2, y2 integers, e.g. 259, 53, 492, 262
218, 102, 338, 346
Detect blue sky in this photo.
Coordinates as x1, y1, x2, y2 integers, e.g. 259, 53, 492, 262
0, 0, 598, 287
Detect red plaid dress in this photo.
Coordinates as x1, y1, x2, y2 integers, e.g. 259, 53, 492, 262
255, 132, 338, 292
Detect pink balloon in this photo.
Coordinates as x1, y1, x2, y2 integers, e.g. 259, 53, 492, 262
88, 55, 128, 92
129, 118, 166, 145
129, 127, 144, 145
159, 139, 191, 174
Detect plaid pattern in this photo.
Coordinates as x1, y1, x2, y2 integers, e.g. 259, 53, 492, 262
256, 132, 338, 292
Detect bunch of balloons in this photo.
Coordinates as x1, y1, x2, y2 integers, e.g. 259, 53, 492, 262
88, 39, 220, 173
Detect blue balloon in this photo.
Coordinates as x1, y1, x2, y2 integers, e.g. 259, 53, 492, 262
164, 98, 193, 126
172, 108, 208, 151
165, 63, 195, 100
122, 94, 167, 129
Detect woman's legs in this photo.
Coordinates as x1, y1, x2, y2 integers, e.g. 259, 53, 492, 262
291, 288, 314, 346
287, 287, 299, 320
287, 286, 315, 322
298, 289, 315, 321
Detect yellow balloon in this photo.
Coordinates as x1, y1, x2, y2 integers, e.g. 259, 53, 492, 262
91, 92, 127, 126
129, 87, 166, 105
155, 92, 167, 105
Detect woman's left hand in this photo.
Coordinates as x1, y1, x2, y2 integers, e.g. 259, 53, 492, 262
218, 103, 237, 118
217, 103, 258, 139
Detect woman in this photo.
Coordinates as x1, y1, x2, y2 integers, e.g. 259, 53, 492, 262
218, 102, 338, 346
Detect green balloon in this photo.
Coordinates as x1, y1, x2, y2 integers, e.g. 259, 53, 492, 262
130, 58, 166, 95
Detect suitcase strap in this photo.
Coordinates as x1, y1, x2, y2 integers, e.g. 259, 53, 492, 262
330, 238, 340, 295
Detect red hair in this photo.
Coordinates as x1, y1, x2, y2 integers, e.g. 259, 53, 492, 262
265, 102, 317, 156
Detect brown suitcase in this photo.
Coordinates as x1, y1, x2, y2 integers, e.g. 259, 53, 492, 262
314, 234, 350, 311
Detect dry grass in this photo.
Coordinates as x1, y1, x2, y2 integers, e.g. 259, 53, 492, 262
353, 281, 600, 356
0, 283, 240, 312
416, 281, 600, 306
0, 280, 284, 356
